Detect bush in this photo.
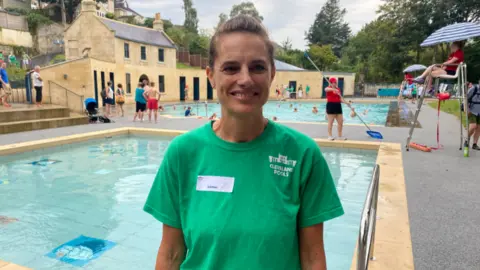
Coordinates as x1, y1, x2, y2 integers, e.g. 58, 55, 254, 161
6, 65, 26, 82
106, 12, 116, 20
26, 11, 53, 36
49, 54, 66, 65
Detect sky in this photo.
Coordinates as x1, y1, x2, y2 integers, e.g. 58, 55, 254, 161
128, 0, 383, 50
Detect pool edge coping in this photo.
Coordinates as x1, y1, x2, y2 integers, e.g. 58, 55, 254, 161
0, 128, 414, 270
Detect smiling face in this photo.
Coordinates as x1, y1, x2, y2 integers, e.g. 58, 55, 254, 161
207, 32, 275, 117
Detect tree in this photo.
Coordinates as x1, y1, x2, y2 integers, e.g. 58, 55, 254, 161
306, 0, 350, 56
143, 17, 154, 28
230, 2, 263, 21
306, 44, 337, 71
40, 0, 107, 23
281, 38, 293, 51
189, 30, 211, 57
183, 0, 199, 33
217, 13, 228, 29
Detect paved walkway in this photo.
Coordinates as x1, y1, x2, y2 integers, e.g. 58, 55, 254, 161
1, 102, 479, 270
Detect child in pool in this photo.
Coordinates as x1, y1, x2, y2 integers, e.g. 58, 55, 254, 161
273, 116, 278, 121
312, 106, 318, 114
350, 107, 357, 118
293, 108, 298, 112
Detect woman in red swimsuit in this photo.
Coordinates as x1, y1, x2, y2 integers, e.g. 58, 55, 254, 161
414, 41, 464, 84
325, 77, 351, 140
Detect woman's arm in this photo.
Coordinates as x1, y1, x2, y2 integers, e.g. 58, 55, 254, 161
156, 225, 186, 270
299, 223, 327, 270
443, 57, 459, 65
324, 86, 335, 92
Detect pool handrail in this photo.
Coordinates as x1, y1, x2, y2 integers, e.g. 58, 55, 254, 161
357, 164, 380, 270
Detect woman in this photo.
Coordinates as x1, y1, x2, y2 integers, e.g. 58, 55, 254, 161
116, 83, 125, 117
325, 77, 350, 140
133, 75, 149, 122
144, 15, 343, 270
414, 41, 464, 84
104, 81, 114, 117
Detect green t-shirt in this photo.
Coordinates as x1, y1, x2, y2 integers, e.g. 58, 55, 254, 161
144, 120, 344, 270
306, 85, 310, 93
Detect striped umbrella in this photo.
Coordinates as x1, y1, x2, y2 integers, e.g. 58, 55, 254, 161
421, 22, 480, 47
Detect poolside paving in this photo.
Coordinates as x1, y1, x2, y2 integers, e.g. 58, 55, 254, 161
1, 102, 479, 270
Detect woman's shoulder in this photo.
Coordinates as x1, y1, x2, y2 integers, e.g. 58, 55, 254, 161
167, 123, 212, 152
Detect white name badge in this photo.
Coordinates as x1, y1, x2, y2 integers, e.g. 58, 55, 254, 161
196, 176, 235, 193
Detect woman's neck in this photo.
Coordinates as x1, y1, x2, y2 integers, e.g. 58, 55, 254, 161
213, 110, 267, 143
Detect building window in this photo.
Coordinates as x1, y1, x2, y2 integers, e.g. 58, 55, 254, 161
159, 75, 165, 93
126, 73, 131, 94
124, 43, 129, 59
158, 48, 164, 62
141, 46, 146, 60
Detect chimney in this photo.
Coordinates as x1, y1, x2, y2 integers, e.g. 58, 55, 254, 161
81, 0, 97, 14
153, 13, 164, 31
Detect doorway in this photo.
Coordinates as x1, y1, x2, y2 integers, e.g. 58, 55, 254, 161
179, 76, 186, 101
100, 71, 106, 107
193, 77, 200, 101
109, 72, 115, 103
93, 70, 99, 107
288, 81, 297, 99
207, 79, 213, 100
338, 77, 345, 96
322, 77, 329, 98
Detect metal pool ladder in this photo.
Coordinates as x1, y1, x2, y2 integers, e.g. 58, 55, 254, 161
357, 164, 380, 270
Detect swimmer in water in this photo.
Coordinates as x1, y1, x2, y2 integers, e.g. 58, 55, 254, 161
173, 105, 176, 110
363, 109, 369, 115
350, 108, 357, 118
273, 116, 278, 121
289, 104, 293, 108
312, 106, 318, 114
294, 108, 298, 112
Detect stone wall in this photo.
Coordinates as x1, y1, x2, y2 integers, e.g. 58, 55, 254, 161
37, 23, 65, 55
0, 10, 28, 31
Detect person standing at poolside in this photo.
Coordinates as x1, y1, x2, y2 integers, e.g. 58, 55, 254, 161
147, 82, 162, 123
134, 76, 149, 122
116, 83, 126, 117
104, 82, 114, 117
144, 15, 343, 270
32, 66, 43, 107
305, 84, 310, 98
326, 77, 351, 140
184, 84, 189, 100
0, 62, 12, 107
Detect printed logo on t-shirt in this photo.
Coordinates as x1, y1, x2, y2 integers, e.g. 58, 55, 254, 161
268, 154, 297, 178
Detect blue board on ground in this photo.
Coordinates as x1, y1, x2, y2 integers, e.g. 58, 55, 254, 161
45, 235, 116, 267
30, 159, 61, 166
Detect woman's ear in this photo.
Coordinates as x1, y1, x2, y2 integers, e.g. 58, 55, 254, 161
206, 66, 215, 88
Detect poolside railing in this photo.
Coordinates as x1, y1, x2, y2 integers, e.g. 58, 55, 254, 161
357, 164, 380, 270
193, 100, 209, 117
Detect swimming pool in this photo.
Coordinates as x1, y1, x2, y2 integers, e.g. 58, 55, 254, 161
0, 136, 377, 270
162, 101, 390, 125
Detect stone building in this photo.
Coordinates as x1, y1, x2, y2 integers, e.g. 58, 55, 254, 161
38, 0, 355, 108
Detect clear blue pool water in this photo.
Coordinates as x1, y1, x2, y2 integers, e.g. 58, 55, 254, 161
0, 136, 377, 270
162, 101, 390, 125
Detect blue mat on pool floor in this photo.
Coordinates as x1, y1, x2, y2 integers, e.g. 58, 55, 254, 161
45, 235, 116, 267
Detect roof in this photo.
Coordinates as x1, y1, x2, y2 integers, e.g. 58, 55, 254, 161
274, 59, 304, 71
114, 0, 142, 17
100, 18, 175, 48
